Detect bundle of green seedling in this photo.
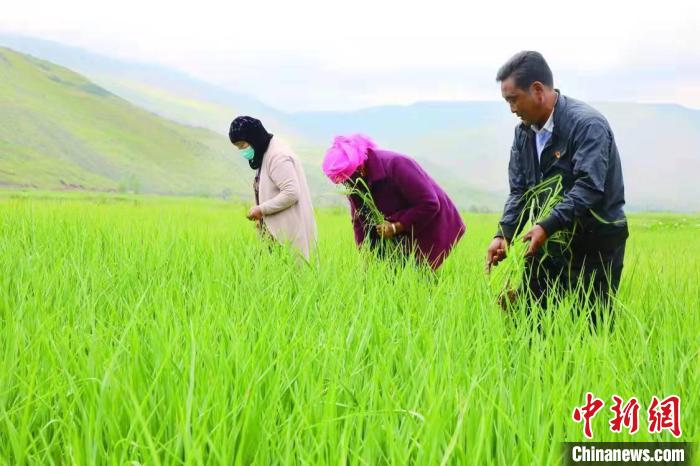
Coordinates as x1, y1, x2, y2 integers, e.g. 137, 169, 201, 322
489, 175, 575, 308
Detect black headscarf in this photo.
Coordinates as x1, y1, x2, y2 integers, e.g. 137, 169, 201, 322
228, 116, 274, 170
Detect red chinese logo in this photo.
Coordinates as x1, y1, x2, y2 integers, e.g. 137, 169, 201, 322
572, 392, 605, 439
572, 393, 682, 439
609, 395, 640, 434
648, 395, 682, 438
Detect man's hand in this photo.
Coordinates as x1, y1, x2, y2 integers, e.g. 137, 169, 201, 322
486, 237, 508, 272
246, 205, 263, 221
522, 224, 548, 257
376, 221, 402, 239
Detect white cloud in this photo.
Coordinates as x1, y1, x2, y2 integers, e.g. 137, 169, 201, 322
1, 0, 699, 110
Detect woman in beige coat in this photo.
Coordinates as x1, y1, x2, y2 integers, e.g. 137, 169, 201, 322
229, 116, 317, 260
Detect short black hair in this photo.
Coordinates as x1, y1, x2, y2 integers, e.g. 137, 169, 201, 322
496, 51, 553, 90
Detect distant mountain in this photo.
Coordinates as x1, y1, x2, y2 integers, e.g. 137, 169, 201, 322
2, 34, 699, 211
0, 47, 254, 196
0, 34, 338, 203
286, 101, 700, 211
0, 34, 280, 128
0, 36, 488, 208
0, 36, 503, 208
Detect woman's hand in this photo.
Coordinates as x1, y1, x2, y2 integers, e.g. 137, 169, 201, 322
375, 221, 403, 239
247, 205, 263, 221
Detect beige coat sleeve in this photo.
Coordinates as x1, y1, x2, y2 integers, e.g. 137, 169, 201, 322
258, 155, 300, 215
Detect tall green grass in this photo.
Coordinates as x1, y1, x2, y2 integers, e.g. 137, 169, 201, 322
0, 194, 697, 465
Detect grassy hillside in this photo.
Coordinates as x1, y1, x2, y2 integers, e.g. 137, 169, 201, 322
83, 75, 337, 204
0, 37, 501, 209
0, 47, 253, 197
5, 35, 698, 211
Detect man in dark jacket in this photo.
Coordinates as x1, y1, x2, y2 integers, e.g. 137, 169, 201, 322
486, 51, 628, 326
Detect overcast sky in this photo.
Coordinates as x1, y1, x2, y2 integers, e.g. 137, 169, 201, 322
2, 0, 699, 111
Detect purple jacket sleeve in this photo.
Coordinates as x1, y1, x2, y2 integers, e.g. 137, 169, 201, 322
385, 157, 440, 233
349, 197, 366, 246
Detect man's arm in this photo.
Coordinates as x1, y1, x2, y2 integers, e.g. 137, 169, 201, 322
487, 130, 528, 270
496, 130, 528, 240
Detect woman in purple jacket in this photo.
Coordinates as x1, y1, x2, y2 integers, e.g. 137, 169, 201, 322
322, 134, 465, 270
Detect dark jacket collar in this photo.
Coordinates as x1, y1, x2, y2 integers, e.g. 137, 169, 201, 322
520, 89, 565, 135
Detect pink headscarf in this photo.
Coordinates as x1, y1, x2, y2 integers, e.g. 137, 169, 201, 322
322, 134, 377, 184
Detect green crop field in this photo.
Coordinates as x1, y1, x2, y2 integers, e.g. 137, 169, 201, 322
0, 192, 698, 465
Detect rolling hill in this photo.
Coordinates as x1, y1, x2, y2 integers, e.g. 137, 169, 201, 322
286, 101, 700, 211
0, 36, 503, 209
0, 46, 256, 197
2, 34, 699, 211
